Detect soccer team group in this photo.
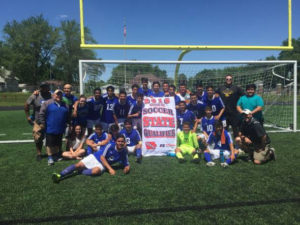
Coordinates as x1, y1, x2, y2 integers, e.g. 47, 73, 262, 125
24, 75, 276, 183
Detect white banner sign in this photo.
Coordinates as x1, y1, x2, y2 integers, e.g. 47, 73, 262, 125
142, 97, 177, 156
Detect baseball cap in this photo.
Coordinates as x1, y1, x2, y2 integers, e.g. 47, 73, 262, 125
242, 109, 252, 115
40, 82, 49, 88
54, 89, 63, 94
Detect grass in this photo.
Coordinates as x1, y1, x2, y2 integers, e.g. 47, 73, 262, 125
0, 111, 299, 224
0, 92, 31, 107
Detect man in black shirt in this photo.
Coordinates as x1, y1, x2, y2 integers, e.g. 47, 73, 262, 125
217, 74, 244, 137
235, 109, 275, 165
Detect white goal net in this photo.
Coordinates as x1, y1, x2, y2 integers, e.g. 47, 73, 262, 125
79, 60, 298, 132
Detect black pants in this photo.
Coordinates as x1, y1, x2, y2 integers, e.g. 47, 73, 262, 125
225, 112, 241, 138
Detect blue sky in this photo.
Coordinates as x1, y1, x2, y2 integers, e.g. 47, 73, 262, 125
1, 0, 299, 62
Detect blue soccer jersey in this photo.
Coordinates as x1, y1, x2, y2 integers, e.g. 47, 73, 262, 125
101, 96, 118, 123
113, 100, 131, 119
94, 143, 129, 167
127, 94, 137, 106
120, 128, 141, 147
187, 100, 206, 119
149, 90, 164, 97
201, 116, 216, 135
87, 97, 104, 120
197, 91, 208, 103
207, 129, 233, 151
206, 95, 225, 120
173, 95, 181, 105
138, 87, 152, 97
176, 109, 196, 130
128, 103, 144, 119
88, 132, 108, 144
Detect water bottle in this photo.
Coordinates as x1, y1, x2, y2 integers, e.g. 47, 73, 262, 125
220, 149, 225, 163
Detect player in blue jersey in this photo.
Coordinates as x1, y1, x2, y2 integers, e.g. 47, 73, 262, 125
128, 93, 144, 135
203, 120, 238, 167
169, 84, 181, 109
187, 92, 206, 120
138, 77, 152, 97
108, 124, 120, 144
86, 124, 110, 155
113, 90, 131, 128
120, 119, 142, 163
149, 81, 164, 97
52, 134, 130, 183
101, 86, 119, 131
206, 85, 226, 127
177, 101, 197, 131
127, 84, 139, 106
85, 88, 104, 136
196, 82, 207, 103
201, 106, 216, 139
162, 81, 169, 96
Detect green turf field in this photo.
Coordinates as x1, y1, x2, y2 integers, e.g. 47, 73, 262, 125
0, 111, 299, 225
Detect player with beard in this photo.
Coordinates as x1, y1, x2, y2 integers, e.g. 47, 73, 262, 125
217, 75, 244, 137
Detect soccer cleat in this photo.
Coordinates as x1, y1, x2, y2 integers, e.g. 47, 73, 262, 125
220, 162, 229, 168
52, 173, 61, 183
237, 149, 246, 156
192, 153, 200, 163
178, 158, 186, 163
48, 157, 54, 166
136, 157, 142, 164
36, 155, 42, 161
206, 161, 215, 167
269, 147, 276, 161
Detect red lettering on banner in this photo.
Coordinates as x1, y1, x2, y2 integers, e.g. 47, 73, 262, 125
143, 116, 175, 128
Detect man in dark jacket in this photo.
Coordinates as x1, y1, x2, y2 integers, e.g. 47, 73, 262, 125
217, 74, 244, 137
39, 89, 69, 166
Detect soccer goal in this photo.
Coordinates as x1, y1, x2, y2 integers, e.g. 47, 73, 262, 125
79, 60, 298, 132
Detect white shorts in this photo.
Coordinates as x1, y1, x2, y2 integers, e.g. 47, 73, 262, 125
87, 119, 101, 129
209, 149, 230, 160
127, 146, 136, 154
81, 154, 105, 172
221, 119, 227, 127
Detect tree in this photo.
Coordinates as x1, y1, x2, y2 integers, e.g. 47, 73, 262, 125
108, 63, 169, 86
3, 15, 59, 84
53, 20, 104, 84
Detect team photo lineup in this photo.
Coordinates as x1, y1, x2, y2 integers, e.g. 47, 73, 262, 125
24, 74, 276, 183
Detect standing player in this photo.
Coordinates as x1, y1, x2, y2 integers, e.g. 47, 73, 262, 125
175, 122, 200, 163
203, 121, 238, 167
138, 77, 152, 97
52, 134, 130, 183
196, 83, 207, 102
169, 84, 181, 108
86, 88, 104, 136
206, 85, 226, 127
177, 82, 190, 103
128, 93, 144, 134
149, 81, 164, 97
217, 74, 244, 137
237, 84, 264, 125
101, 86, 118, 131
113, 90, 131, 128
86, 124, 110, 155
24, 82, 52, 161
72, 95, 89, 133
177, 101, 197, 131
120, 119, 142, 163
127, 84, 139, 106
162, 81, 170, 96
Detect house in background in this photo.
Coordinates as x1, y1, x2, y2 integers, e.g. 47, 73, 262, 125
0, 66, 19, 92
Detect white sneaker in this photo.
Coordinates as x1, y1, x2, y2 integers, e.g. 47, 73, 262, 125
238, 148, 246, 156
220, 162, 229, 168
206, 161, 216, 167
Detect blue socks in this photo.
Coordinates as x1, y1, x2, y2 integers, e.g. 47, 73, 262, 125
204, 152, 212, 162
82, 169, 93, 176
60, 164, 76, 177
136, 148, 142, 158
226, 154, 238, 165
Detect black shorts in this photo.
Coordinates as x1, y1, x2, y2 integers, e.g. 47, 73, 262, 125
46, 134, 63, 147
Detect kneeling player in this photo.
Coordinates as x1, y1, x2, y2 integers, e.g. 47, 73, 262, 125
175, 122, 200, 163
204, 121, 238, 167
86, 124, 110, 155
52, 134, 130, 183
120, 119, 142, 163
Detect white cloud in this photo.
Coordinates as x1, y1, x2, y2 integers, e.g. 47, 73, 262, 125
58, 14, 68, 19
